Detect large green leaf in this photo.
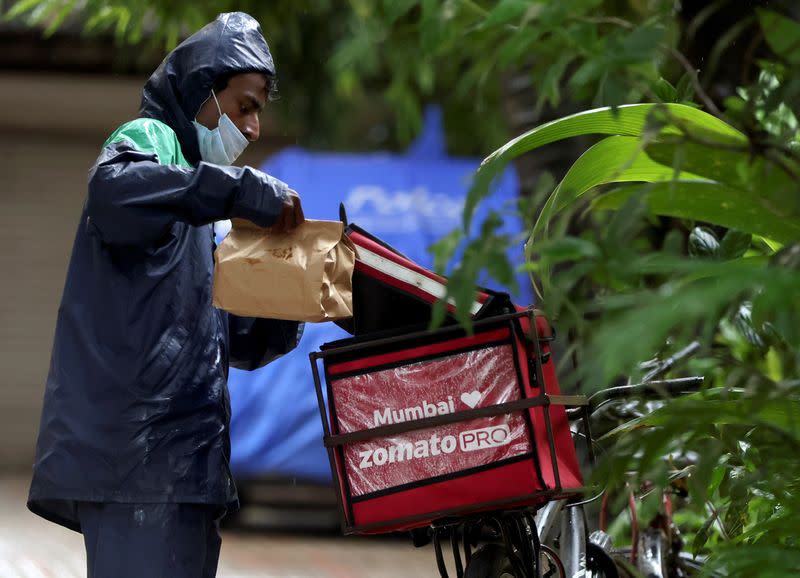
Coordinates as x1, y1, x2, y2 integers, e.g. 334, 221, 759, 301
482, 103, 746, 166
645, 140, 800, 201
530, 135, 705, 239
595, 181, 800, 244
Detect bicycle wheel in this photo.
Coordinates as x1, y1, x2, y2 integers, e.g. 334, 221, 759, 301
463, 544, 516, 578
462, 543, 577, 578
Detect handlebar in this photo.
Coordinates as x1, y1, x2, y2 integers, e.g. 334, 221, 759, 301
588, 376, 705, 410
638, 341, 701, 382
567, 376, 705, 419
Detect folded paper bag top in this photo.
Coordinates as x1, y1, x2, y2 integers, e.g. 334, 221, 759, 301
213, 219, 356, 322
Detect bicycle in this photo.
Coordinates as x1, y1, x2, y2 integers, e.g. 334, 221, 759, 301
422, 349, 718, 577
311, 215, 721, 577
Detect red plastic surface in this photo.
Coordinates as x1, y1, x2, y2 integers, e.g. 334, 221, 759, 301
332, 344, 533, 496
351, 458, 545, 532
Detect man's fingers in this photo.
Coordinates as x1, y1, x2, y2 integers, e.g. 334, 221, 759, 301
293, 195, 305, 226
270, 211, 283, 234
283, 191, 304, 231
281, 204, 292, 231
271, 201, 291, 234
270, 190, 303, 234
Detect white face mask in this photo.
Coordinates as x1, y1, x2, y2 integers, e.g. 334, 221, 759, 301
193, 90, 249, 165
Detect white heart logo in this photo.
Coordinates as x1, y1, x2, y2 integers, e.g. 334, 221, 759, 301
460, 391, 482, 409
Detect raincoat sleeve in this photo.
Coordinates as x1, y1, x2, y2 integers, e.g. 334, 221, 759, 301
227, 315, 304, 371
86, 119, 288, 247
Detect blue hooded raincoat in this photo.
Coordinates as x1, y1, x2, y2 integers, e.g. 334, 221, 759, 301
28, 12, 302, 532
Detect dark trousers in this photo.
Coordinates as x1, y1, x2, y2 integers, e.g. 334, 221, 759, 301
77, 502, 224, 578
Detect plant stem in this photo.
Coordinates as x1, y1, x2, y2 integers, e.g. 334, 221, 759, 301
667, 47, 724, 118
576, 16, 635, 29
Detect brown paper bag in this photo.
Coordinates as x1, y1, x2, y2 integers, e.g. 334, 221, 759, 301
213, 219, 356, 322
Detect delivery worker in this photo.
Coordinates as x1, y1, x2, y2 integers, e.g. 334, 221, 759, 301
27, 12, 303, 577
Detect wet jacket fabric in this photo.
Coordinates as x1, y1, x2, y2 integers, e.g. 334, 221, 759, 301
28, 12, 302, 532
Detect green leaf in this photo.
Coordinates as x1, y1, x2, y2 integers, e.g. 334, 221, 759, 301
429, 298, 447, 330
594, 181, 800, 244
463, 157, 508, 233
654, 77, 677, 102
663, 228, 684, 254
482, 103, 746, 167
750, 265, 800, 347
583, 259, 776, 383
709, 461, 728, 495
757, 9, 800, 64
384, 0, 417, 23
480, 0, 528, 28
606, 396, 800, 446
692, 514, 717, 553
605, 191, 650, 248
486, 249, 515, 288
533, 237, 601, 262
114, 7, 131, 41
28, 0, 72, 34
709, 544, 800, 577
675, 70, 696, 103
596, 73, 627, 109
83, 5, 107, 32
4, 0, 42, 20
752, 235, 782, 254
530, 135, 703, 239
615, 22, 665, 63
688, 440, 723, 505
537, 53, 575, 109
165, 23, 179, 51
644, 139, 799, 197
43, 0, 76, 36
429, 229, 464, 274
720, 230, 752, 260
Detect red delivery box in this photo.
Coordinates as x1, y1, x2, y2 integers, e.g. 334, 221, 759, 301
311, 309, 585, 535
335, 222, 511, 337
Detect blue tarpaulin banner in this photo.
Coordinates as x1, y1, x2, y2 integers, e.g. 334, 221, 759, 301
225, 107, 527, 482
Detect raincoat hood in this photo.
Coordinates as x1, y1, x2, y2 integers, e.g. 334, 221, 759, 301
140, 12, 276, 165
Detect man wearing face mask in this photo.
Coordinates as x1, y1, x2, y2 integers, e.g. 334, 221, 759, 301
28, 13, 304, 577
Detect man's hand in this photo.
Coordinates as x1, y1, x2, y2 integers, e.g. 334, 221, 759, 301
271, 189, 305, 234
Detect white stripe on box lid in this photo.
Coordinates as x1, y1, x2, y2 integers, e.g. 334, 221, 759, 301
356, 246, 483, 315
